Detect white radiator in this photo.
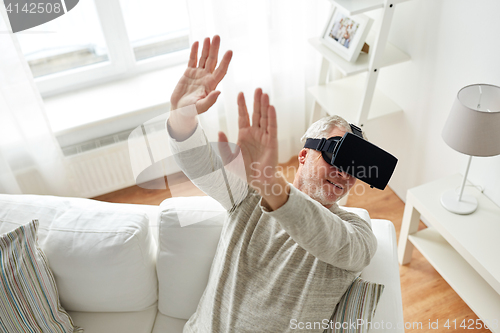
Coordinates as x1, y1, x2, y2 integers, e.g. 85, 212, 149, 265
13, 132, 140, 198
65, 141, 136, 198
59, 115, 180, 198
65, 127, 181, 197
13, 110, 217, 198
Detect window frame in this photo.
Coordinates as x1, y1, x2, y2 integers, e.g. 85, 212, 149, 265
34, 0, 190, 97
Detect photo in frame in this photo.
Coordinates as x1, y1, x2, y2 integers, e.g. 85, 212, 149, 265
321, 7, 373, 63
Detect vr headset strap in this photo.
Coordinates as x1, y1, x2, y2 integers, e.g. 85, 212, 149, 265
304, 138, 334, 152
349, 124, 363, 138
304, 123, 363, 152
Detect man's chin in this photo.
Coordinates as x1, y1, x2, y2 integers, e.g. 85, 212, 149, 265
320, 187, 346, 204
298, 182, 345, 207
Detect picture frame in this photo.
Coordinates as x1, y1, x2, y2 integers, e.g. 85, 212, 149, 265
321, 6, 373, 63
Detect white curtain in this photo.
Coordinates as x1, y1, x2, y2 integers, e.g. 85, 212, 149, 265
0, 6, 73, 196
185, 0, 331, 163
0, 0, 332, 195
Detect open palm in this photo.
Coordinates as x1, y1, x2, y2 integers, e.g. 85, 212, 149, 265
170, 35, 232, 113
219, 89, 279, 191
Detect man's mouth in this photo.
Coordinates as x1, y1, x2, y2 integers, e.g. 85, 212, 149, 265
326, 179, 343, 190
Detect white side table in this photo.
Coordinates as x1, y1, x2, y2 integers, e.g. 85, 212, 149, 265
398, 174, 500, 332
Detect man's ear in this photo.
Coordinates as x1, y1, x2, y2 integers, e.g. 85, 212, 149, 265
298, 148, 308, 166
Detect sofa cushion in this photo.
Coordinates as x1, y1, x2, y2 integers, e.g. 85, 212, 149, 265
67, 305, 157, 333
0, 220, 82, 333
0, 194, 157, 312
157, 196, 226, 319
152, 312, 188, 333
325, 276, 384, 333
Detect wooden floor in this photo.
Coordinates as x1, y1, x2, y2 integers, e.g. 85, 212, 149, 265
94, 156, 489, 332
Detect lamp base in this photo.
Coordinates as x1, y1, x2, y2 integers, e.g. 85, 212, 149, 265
440, 189, 478, 215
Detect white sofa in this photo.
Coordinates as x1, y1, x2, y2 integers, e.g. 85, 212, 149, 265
0, 193, 405, 333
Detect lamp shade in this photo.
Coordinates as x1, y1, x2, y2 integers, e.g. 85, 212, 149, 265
442, 84, 500, 157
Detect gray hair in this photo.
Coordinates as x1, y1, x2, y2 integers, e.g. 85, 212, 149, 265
300, 115, 357, 144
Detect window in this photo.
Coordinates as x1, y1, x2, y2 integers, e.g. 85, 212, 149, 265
119, 0, 190, 61
16, 0, 190, 97
17, 0, 109, 78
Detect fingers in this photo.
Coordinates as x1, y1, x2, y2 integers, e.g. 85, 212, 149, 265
198, 37, 210, 68
213, 50, 233, 84
237, 92, 250, 129
217, 131, 230, 164
249, 89, 276, 135
218, 131, 228, 143
268, 105, 277, 138
260, 93, 269, 130
188, 41, 199, 68
194, 35, 229, 80
205, 35, 221, 72
252, 88, 262, 128
195, 90, 221, 114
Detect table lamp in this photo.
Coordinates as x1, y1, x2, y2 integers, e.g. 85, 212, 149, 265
441, 84, 500, 214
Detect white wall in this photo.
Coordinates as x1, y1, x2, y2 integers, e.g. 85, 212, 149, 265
366, 0, 500, 206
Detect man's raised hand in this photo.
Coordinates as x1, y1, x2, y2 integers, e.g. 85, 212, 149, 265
170, 35, 232, 113
219, 89, 289, 211
168, 35, 231, 141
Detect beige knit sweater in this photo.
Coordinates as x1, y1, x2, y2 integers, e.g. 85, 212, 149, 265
168, 123, 377, 333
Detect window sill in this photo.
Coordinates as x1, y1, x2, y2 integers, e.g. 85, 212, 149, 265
44, 64, 186, 148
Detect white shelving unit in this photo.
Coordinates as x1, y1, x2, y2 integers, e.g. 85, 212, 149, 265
398, 174, 500, 332
308, 73, 402, 122
309, 0, 411, 127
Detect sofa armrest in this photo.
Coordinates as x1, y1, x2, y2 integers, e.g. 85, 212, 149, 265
361, 219, 405, 332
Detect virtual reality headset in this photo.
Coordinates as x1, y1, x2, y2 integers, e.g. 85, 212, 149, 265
303, 124, 397, 190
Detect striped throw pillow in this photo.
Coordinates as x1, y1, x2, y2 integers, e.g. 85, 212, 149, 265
324, 276, 384, 333
0, 220, 82, 333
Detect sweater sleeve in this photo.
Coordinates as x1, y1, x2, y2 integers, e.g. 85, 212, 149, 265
260, 184, 377, 272
167, 118, 249, 211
